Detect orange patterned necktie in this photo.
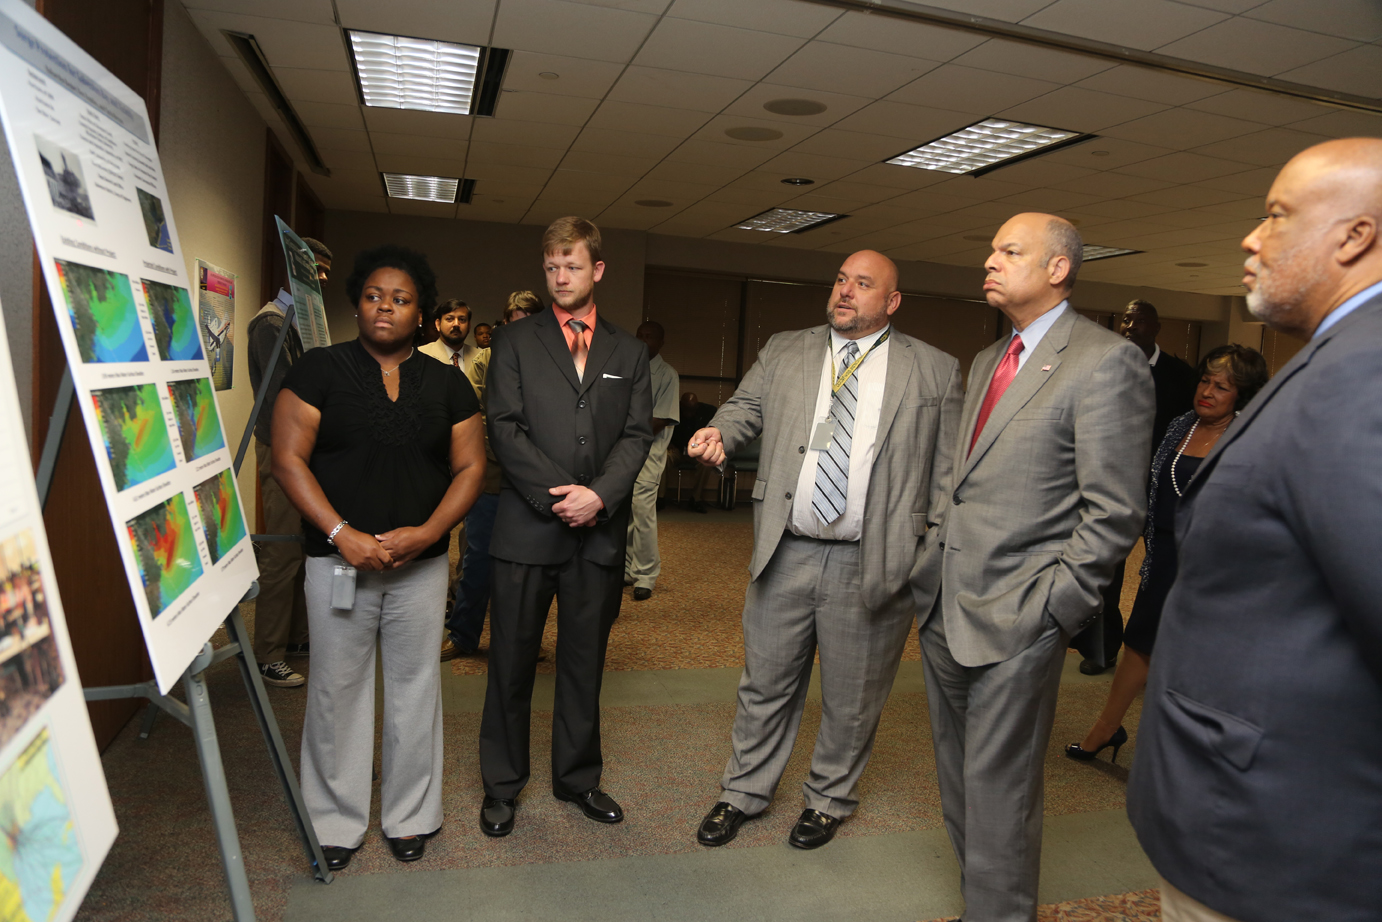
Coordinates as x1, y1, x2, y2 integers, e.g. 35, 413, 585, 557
969, 334, 1024, 455
568, 319, 588, 380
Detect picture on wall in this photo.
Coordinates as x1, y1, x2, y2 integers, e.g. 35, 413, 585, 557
126, 494, 204, 618
136, 188, 172, 253
53, 260, 147, 364
90, 384, 176, 492
166, 377, 225, 462
191, 469, 246, 565
34, 135, 93, 221
0, 532, 66, 752
0, 726, 85, 922
196, 262, 235, 391
142, 280, 203, 362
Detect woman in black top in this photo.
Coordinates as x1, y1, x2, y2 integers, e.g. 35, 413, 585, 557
273, 245, 484, 869
1066, 344, 1267, 763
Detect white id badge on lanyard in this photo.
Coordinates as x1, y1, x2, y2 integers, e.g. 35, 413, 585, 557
809, 416, 837, 451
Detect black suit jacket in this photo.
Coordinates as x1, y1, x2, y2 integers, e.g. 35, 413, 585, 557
1128, 292, 1382, 921
487, 307, 653, 567
1149, 350, 1197, 454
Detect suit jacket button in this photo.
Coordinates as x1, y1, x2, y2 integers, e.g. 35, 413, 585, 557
798, 445, 805, 453
785, 492, 792, 500
578, 436, 587, 445
939, 542, 945, 549
952, 491, 962, 505
578, 399, 586, 408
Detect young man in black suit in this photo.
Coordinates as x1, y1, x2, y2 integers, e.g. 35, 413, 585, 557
478, 217, 653, 836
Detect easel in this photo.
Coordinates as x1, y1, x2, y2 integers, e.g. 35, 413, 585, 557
37, 351, 332, 922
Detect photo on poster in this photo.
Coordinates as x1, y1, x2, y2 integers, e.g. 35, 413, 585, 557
197, 263, 234, 391
126, 494, 204, 618
0, 726, 84, 922
52, 260, 147, 364
135, 188, 172, 253
141, 280, 203, 362
166, 377, 225, 462
34, 135, 93, 221
90, 384, 176, 492
0, 532, 66, 752
192, 469, 246, 565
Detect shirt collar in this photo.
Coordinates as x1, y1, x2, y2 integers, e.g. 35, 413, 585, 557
1148, 343, 1161, 366
1313, 278, 1382, 339
273, 288, 293, 312
1009, 300, 1067, 353
829, 323, 890, 357
437, 339, 462, 360
551, 303, 597, 331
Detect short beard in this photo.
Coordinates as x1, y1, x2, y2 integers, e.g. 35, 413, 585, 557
826, 302, 863, 334
1245, 243, 1324, 333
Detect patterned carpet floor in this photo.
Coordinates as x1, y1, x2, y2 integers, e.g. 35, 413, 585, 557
77, 513, 1154, 922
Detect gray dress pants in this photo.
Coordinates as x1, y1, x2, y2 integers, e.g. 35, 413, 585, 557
300, 554, 448, 847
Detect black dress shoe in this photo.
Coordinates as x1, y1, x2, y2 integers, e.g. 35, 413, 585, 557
480, 796, 516, 837
697, 801, 749, 847
1065, 725, 1129, 763
554, 788, 624, 823
321, 845, 359, 871
632, 587, 652, 601
788, 809, 841, 849
1078, 657, 1113, 675
385, 832, 430, 862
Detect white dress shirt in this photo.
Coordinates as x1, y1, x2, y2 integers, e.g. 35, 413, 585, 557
1148, 343, 1161, 366
790, 325, 890, 542
1008, 301, 1068, 372
419, 338, 475, 373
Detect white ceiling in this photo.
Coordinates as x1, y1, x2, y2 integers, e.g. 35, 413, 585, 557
181, 0, 1382, 295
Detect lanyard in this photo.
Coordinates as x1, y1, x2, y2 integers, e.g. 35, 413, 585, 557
831, 328, 890, 394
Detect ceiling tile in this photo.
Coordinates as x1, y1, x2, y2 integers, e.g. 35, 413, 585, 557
775, 192, 865, 215
1051, 170, 1171, 198
828, 102, 974, 145
642, 159, 746, 186
370, 133, 468, 160
662, 139, 780, 169
503, 53, 627, 99
808, 181, 903, 206
790, 129, 927, 164
1100, 108, 1268, 148
387, 199, 458, 218
188, 9, 349, 71
1156, 18, 1355, 79
890, 0, 1055, 23
996, 188, 1104, 212
1191, 166, 1279, 196
559, 150, 660, 175
951, 38, 1115, 84
1116, 151, 1252, 182
633, 18, 806, 81
756, 151, 875, 182
374, 154, 468, 176
691, 113, 820, 151
888, 188, 987, 216
1126, 186, 1246, 209
1287, 109, 1382, 138
319, 149, 377, 172
1041, 136, 1177, 171
844, 163, 954, 191
274, 67, 359, 106
592, 206, 674, 231
563, 0, 672, 13
468, 141, 566, 168
459, 199, 538, 223
1078, 199, 1178, 219
1022, 0, 1228, 51
1245, 0, 1382, 43
470, 118, 581, 149
664, 0, 843, 38
362, 107, 472, 139
723, 83, 873, 128
927, 174, 1028, 202
462, 162, 556, 184
586, 101, 714, 138
813, 10, 987, 61
317, 190, 389, 212
297, 101, 366, 130
1192, 127, 1331, 167
183, 0, 336, 24
999, 86, 1169, 133
541, 170, 639, 203
524, 199, 616, 224
1185, 88, 1334, 126
1278, 44, 1382, 98
492, 91, 600, 126
703, 185, 797, 208
571, 127, 685, 159
336, 0, 497, 45
766, 43, 939, 98
1073, 64, 1225, 106
606, 66, 754, 113
318, 167, 384, 191
312, 127, 374, 152
467, 180, 547, 198
492, 0, 658, 63
980, 159, 1098, 187
887, 64, 1062, 116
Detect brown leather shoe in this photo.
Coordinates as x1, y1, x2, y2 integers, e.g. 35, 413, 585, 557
440, 639, 458, 662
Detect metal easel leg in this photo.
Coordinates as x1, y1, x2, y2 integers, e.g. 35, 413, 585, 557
183, 643, 258, 922
137, 701, 160, 739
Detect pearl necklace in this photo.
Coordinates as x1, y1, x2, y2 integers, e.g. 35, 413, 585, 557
1170, 413, 1236, 497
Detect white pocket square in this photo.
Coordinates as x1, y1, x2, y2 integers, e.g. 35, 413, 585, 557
603, 373, 624, 379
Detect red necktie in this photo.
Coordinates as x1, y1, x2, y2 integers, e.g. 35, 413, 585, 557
451, 352, 461, 369
969, 334, 1024, 455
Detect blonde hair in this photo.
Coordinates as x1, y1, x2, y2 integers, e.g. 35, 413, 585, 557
542, 216, 602, 263
504, 290, 543, 323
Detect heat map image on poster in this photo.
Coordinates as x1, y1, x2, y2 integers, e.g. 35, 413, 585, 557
53, 260, 147, 364
142, 280, 201, 362
0, 727, 84, 922
126, 494, 204, 618
89, 384, 175, 492
192, 469, 246, 565
166, 377, 225, 463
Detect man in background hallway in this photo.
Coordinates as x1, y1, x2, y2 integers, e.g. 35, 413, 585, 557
247, 235, 332, 688
1076, 299, 1197, 675
474, 323, 493, 349
421, 298, 485, 382
912, 214, 1151, 922
689, 249, 961, 851
666, 392, 717, 512
625, 321, 679, 601
1130, 138, 1382, 922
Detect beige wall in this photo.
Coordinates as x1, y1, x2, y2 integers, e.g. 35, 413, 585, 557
160, 1, 269, 503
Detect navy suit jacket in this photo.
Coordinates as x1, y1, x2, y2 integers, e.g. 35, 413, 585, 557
1128, 291, 1382, 921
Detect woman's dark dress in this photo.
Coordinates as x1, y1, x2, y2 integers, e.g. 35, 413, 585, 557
1124, 453, 1202, 655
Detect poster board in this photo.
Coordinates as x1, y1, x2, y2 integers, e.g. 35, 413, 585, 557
277, 217, 330, 350
0, 294, 119, 922
0, 0, 257, 693
196, 259, 235, 391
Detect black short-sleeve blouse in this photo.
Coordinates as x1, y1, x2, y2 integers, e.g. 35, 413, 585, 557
282, 339, 480, 558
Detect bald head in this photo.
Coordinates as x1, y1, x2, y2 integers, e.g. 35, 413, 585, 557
1242, 137, 1382, 338
827, 250, 902, 339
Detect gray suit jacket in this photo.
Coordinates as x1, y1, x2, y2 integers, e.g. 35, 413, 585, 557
710, 325, 962, 613
914, 307, 1153, 667
1128, 292, 1382, 922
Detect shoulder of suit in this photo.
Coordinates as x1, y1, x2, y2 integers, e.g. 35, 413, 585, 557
889, 328, 958, 369
1069, 311, 1138, 354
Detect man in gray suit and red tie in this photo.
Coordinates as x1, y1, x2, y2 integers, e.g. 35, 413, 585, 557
912, 213, 1153, 921
688, 250, 962, 850
1130, 139, 1382, 922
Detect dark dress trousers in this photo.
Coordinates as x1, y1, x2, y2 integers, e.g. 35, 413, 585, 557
480, 308, 653, 799
1129, 292, 1382, 922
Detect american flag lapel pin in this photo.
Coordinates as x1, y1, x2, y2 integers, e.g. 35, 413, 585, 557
1041, 364, 1052, 372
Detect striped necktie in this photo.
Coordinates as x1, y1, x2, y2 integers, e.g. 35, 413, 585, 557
812, 340, 860, 524
568, 319, 588, 380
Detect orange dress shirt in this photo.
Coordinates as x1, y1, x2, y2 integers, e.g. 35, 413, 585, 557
550, 303, 597, 353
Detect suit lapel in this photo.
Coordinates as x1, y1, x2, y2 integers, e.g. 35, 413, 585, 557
873, 331, 913, 450
803, 327, 827, 425
535, 309, 582, 391
577, 316, 618, 396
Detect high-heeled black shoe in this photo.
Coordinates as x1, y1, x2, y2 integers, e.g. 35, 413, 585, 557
1065, 725, 1129, 763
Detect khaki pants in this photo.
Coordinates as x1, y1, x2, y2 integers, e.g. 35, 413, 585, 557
1161, 876, 1243, 922
625, 436, 670, 589
252, 440, 308, 663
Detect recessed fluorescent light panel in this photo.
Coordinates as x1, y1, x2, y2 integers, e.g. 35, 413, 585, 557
349, 30, 482, 115
383, 173, 459, 203
1081, 245, 1142, 261
736, 208, 846, 234
887, 119, 1088, 176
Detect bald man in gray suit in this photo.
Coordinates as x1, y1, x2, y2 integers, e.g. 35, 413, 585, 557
912, 214, 1153, 922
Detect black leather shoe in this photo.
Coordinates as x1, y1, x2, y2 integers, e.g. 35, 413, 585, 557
480, 796, 516, 837
633, 587, 652, 601
321, 845, 359, 871
386, 833, 428, 862
1078, 657, 1112, 675
788, 809, 841, 849
697, 801, 748, 847
554, 788, 624, 823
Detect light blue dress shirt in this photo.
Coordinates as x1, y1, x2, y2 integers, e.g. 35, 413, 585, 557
1313, 279, 1382, 339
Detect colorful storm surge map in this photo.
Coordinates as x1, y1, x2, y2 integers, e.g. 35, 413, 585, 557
53, 260, 147, 364
127, 495, 204, 617
193, 469, 247, 564
0, 728, 84, 922
91, 384, 176, 492
142, 280, 202, 362
167, 377, 225, 462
